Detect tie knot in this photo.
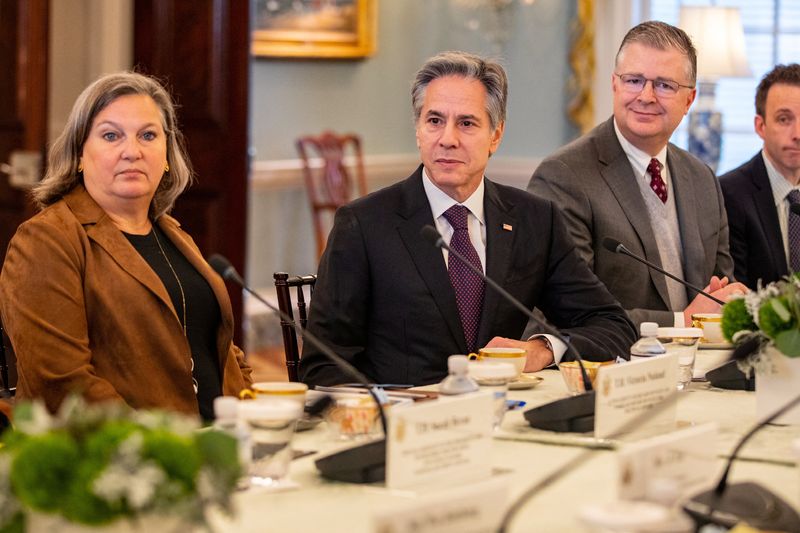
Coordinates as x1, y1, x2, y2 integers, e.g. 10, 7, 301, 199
647, 158, 662, 176
788, 190, 800, 205
443, 205, 470, 230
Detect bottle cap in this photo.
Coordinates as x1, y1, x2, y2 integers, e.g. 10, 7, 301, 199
447, 354, 470, 374
640, 322, 659, 337
214, 396, 239, 420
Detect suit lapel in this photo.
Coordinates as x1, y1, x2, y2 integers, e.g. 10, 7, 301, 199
396, 168, 467, 352
595, 121, 671, 308
667, 147, 704, 291
751, 154, 788, 275
476, 180, 514, 347
65, 186, 179, 324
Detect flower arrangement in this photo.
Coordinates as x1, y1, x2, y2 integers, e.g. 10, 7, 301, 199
721, 275, 800, 372
0, 397, 241, 532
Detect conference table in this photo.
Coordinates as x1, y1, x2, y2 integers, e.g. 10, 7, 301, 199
210, 350, 800, 532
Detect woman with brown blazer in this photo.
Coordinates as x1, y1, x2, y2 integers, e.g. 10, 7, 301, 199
0, 72, 251, 420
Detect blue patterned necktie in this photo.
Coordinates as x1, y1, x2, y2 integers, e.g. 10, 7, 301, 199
787, 190, 800, 273
442, 205, 485, 353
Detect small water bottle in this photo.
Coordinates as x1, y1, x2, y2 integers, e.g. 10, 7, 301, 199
214, 396, 252, 486
438, 355, 480, 395
630, 322, 666, 361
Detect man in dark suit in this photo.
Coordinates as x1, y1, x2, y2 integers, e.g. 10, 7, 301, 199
720, 64, 800, 288
300, 51, 637, 387
529, 21, 747, 328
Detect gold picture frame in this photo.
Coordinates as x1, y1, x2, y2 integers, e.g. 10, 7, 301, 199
252, 0, 377, 59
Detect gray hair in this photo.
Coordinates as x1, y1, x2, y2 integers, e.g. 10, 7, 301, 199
33, 71, 193, 219
411, 51, 507, 130
615, 21, 697, 85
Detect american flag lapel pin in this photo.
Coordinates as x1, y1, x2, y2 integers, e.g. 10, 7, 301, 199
502, 223, 513, 231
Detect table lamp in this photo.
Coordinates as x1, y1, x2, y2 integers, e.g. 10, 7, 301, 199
679, 6, 750, 173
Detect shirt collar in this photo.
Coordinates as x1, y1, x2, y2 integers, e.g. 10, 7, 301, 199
422, 167, 486, 225
613, 119, 668, 179
763, 149, 800, 207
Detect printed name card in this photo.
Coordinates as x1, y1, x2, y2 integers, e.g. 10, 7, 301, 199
594, 354, 678, 439
372, 474, 509, 533
617, 423, 718, 500
385, 391, 493, 490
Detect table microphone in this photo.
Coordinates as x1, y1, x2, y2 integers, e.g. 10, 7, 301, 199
420, 225, 597, 433
601, 236, 758, 390
683, 343, 800, 530
601, 237, 724, 305
207, 254, 388, 483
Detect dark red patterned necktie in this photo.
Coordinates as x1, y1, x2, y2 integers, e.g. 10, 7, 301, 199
442, 205, 485, 353
648, 158, 667, 203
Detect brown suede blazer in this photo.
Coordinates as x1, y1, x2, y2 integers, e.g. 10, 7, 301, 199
0, 185, 252, 415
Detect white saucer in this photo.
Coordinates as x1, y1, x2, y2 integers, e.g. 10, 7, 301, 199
508, 374, 543, 390
698, 342, 733, 350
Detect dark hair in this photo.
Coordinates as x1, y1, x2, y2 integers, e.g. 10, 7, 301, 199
411, 51, 507, 130
33, 71, 193, 218
615, 21, 697, 85
755, 63, 800, 117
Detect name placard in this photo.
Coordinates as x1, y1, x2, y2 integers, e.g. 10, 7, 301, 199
594, 354, 678, 439
372, 474, 509, 533
385, 391, 493, 490
617, 423, 718, 500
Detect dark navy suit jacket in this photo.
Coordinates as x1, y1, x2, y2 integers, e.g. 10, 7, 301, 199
720, 152, 789, 289
300, 166, 636, 386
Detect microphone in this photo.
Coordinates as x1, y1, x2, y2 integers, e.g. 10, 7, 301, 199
420, 225, 597, 433
207, 254, 388, 483
601, 237, 724, 305
683, 382, 800, 529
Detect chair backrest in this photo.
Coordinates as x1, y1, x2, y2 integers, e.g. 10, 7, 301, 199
296, 131, 367, 258
273, 272, 317, 382
0, 317, 16, 397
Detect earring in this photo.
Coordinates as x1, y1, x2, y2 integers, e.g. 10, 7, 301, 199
77, 163, 83, 173
164, 162, 170, 173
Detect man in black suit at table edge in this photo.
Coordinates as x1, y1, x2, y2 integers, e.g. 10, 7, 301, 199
720, 63, 800, 289
300, 51, 637, 387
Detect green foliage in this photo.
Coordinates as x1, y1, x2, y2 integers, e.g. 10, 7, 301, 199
141, 430, 201, 494
195, 430, 242, 492
10, 432, 78, 512
0, 398, 241, 528
775, 329, 800, 357
721, 298, 756, 341
759, 296, 796, 339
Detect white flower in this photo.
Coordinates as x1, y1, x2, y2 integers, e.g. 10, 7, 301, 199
91, 432, 167, 510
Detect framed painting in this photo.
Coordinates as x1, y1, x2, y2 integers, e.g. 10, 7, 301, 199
252, 0, 377, 59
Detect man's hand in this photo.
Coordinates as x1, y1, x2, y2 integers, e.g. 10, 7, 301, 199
682, 276, 749, 326
483, 336, 554, 372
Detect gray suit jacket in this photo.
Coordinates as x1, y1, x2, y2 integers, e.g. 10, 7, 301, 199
528, 118, 734, 327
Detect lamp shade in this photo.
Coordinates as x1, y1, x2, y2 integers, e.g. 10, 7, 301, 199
679, 6, 751, 80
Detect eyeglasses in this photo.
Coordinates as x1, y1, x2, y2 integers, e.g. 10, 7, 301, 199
615, 73, 694, 97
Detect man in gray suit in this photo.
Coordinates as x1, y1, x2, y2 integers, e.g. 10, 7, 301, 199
529, 21, 746, 328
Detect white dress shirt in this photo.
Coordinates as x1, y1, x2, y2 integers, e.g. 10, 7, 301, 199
421, 168, 566, 362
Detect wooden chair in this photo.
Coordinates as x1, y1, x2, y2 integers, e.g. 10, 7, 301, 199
296, 131, 367, 258
273, 272, 317, 382
0, 317, 15, 398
